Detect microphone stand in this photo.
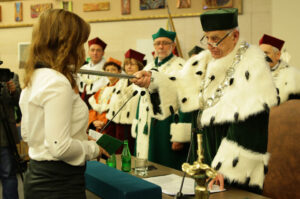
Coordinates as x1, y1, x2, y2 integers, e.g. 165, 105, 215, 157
95, 90, 138, 159
174, 129, 195, 199
0, 87, 26, 181
98, 90, 138, 135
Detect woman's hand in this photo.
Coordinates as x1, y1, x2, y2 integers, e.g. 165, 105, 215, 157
88, 135, 96, 141
97, 146, 110, 161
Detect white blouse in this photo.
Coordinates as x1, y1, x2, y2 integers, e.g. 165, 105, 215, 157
19, 68, 99, 166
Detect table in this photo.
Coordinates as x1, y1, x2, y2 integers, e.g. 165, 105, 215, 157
86, 155, 270, 199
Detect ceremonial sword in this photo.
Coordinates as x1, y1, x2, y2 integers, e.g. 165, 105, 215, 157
78, 69, 136, 79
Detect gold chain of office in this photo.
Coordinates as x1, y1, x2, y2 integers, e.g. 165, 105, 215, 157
197, 41, 250, 129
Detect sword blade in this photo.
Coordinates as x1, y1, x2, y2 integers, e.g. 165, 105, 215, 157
78, 69, 136, 79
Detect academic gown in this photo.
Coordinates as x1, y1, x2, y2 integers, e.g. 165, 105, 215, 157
270, 60, 300, 103
131, 54, 188, 170
147, 40, 278, 193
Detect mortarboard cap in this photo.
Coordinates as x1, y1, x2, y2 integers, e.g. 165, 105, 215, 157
200, 8, 238, 31
107, 57, 122, 67
259, 34, 285, 51
152, 28, 176, 41
124, 49, 145, 63
88, 37, 107, 50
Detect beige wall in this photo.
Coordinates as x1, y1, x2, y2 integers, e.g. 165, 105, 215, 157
0, 0, 273, 86
272, 0, 300, 68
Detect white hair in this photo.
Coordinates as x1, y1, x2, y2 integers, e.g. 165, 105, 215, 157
272, 46, 280, 53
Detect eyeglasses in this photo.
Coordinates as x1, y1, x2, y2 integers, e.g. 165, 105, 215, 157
153, 41, 173, 47
200, 30, 233, 47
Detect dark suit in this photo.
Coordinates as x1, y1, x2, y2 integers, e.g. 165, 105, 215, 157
0, 73, 21, 199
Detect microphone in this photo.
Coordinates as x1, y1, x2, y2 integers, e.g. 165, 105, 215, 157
96, 90, 138, 159
98, 90, 138, 135
174, 129, 195, 199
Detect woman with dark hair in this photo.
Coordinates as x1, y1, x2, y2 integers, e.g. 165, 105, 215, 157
88, 59, 122, 133
106, 49, 146, 154
19, 9, 108, 199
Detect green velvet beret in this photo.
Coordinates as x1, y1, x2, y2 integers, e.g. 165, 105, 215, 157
200, 8, 238, 31
152, 28, 176, 41
188, 46, 204, 57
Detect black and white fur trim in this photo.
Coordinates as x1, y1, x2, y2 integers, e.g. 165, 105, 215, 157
272, 60, 300, 103
147, 56, 185, 120
106, 79, 140, 124
170, 123, 192, 142
148, 71, 179, 120
134, 56, 186, 159
211, 138, 270, 189
88, 86, 115, 114
177, 39, 277, 126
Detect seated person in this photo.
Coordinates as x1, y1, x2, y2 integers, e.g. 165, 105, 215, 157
88, 58, 122, 135
106, 49, 146, 154
259, 34, 300, 103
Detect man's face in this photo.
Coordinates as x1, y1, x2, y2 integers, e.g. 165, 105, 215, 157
204, 29, 239, 59
153, 37, 175, 60
88, 44, 104, 64
259, 44, 281, 68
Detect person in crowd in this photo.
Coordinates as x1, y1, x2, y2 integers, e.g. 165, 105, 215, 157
188, 45, 204, 57
0, 67, 21, 199
106, 49, 146, 154
132, 8, 278, 194
88, 58, 122, 135
77, 37, 109, 108
259, 34, 300, 102
131, 28, 187, 170
19, 9, 108, 199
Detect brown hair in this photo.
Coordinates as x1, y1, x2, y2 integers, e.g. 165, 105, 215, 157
24, 9, 90, 88
123, 58, 144, 71
103, 61, 122, 71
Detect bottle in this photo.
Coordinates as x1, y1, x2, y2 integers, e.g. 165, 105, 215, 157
121, 140, 131, 172
106, 153, 116, 168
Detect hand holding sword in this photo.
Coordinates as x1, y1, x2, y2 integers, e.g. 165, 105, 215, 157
78, 69, 152, 88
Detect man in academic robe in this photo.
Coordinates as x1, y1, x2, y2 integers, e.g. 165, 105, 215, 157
77, 37, 109, 108
131, 28, 187, 170
132, 8, 278, 194
259, 34, 300, 103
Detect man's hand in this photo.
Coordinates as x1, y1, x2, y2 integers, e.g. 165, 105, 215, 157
131, 70, 152, 88
172, 142, 184, 151
208, 173, 225, 191
6, 80, 16, 93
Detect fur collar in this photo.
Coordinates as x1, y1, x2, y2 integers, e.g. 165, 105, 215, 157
271, 60, 300, 103
177, 39, 277, 126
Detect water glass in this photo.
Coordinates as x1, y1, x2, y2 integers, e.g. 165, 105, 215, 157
134, 158, 148, 176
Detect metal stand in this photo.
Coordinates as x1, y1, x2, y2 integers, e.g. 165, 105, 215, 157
181, 134, 217, 199
0, 88, 26, 181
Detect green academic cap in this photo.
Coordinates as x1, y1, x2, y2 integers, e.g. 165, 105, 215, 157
200, 8, 238, 32
152, 28, 176, 41
188, 46, 204, 57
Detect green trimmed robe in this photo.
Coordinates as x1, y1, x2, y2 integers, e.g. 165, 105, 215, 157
146, 40, 278, 193
131, 54, 187, 170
